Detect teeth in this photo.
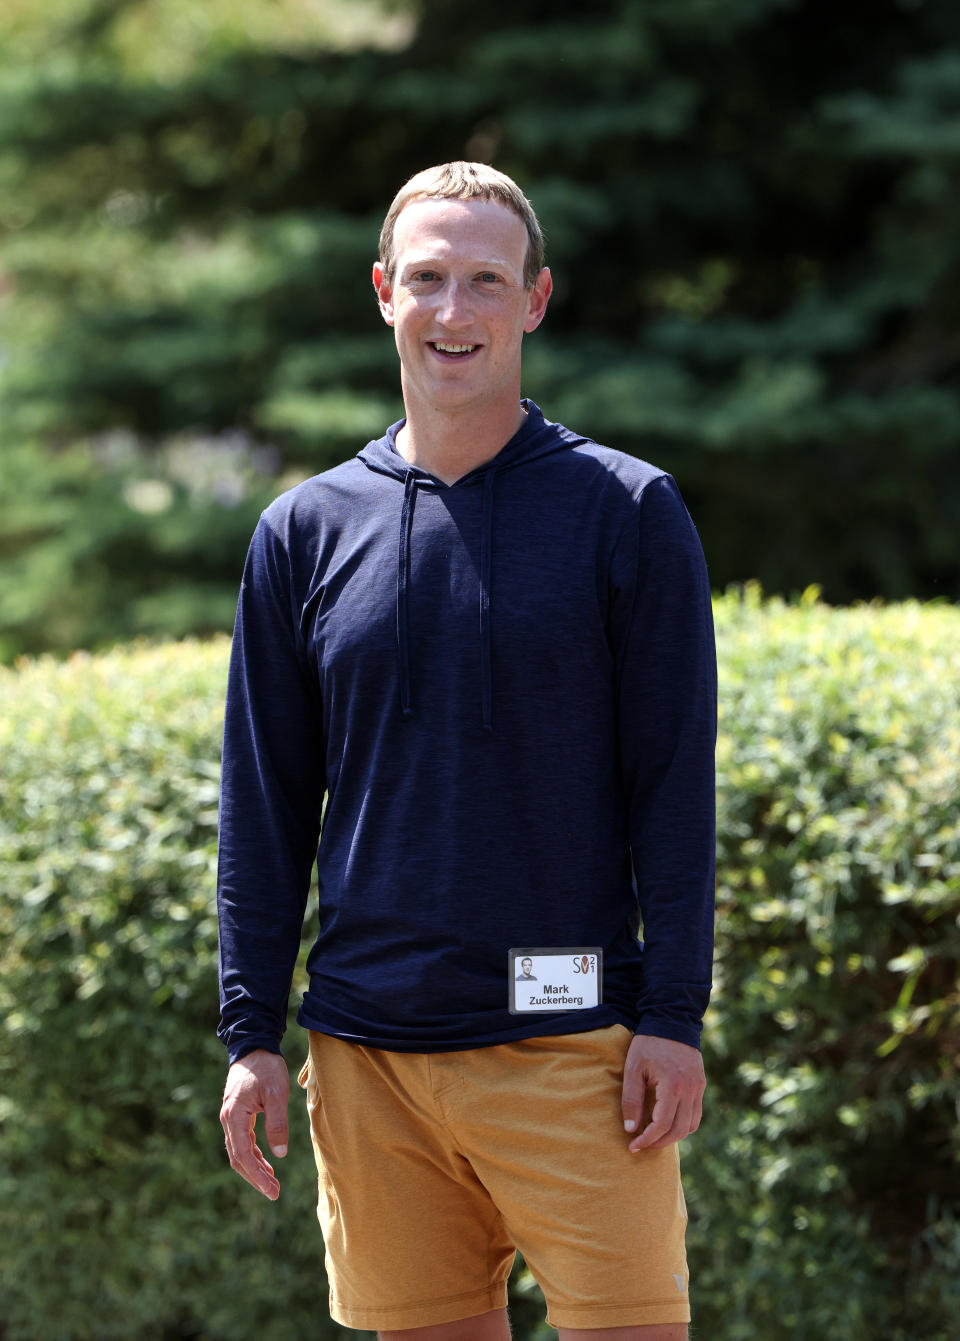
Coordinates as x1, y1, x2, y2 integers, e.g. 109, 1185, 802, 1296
434, 342, 476, 354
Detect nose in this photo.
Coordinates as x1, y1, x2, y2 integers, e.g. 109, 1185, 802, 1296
436, 277, 473, 329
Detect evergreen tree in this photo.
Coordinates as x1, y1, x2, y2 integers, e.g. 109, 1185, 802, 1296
1, 0, 958, 657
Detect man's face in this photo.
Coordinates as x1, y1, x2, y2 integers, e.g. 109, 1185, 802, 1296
521, 958, 533, 976
372, 196, 551, 419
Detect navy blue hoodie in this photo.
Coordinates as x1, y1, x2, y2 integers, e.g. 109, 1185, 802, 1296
217, 402, 716, 1064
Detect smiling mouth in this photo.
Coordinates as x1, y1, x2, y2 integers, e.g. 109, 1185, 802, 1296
430, 341, 479, 357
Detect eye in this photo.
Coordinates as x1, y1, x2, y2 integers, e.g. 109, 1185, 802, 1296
408, 270, 439, 283
478, 272, 500, 283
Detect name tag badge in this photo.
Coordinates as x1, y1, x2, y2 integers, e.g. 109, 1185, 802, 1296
508, 948, 602, 1014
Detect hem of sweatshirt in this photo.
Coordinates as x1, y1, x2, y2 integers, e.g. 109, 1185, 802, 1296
295, 1002, 636, 1053
221, 1011, 705, 1062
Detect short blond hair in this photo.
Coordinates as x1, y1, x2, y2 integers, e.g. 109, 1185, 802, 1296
378, 161, 545, 288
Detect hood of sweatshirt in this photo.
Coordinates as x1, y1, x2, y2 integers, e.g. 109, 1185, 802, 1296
357, 400, 586, 732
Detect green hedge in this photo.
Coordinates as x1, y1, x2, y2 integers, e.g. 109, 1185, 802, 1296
1, 596, 958, 1340
698, 590, 960, 1340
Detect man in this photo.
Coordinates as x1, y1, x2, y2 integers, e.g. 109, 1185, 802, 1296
218, 162, 716, 1341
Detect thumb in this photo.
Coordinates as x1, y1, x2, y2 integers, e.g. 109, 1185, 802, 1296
621, 1067, 646, 1136
263, 1087, 290, 1158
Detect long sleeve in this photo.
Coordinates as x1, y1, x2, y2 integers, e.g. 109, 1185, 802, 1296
216, 516, 326, 1065
610, 474, 717, 1050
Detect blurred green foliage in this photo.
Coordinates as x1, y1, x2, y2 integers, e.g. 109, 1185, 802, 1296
698, 589, 960, 1339
1, 0, 960, 660
1, 597, 958, 1338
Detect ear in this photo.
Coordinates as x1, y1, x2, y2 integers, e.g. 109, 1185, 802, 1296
523, 267, 553, 334
372, 261, 395, 326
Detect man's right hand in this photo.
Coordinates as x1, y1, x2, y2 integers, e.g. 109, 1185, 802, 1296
220, 1049, 290, 1200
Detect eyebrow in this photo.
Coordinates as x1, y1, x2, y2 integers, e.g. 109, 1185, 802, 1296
400, 256, 515, 274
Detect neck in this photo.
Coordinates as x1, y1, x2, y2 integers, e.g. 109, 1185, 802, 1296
395, 396, 528, 486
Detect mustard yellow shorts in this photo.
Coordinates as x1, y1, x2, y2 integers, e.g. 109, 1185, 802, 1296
298, 1023, 690, 1333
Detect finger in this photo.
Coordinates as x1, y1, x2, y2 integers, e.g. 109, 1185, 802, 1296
239, 1155, 280, 1200
632, 1090, 698, 1152
667, 1075, 705, 1144
621, 1072, 646, 1136
644, 1113, 691, 1150
235, 1126, 281, 1200
629, 1089, 679, 1152
221, 1099, 281, 1200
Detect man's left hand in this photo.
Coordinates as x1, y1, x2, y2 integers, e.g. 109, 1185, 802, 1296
621, 1033, 706, 1152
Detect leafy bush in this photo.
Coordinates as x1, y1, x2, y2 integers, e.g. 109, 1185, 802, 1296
1, 598, 958, 1339
0, 640, 358, 1341
687, 589, 960, 1341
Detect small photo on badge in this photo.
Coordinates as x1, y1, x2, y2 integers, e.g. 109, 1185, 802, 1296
516, 955, 538, 982
508, 947, 602, 1014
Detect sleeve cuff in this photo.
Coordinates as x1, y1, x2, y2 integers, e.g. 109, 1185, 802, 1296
633, 1016, 703, 1051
